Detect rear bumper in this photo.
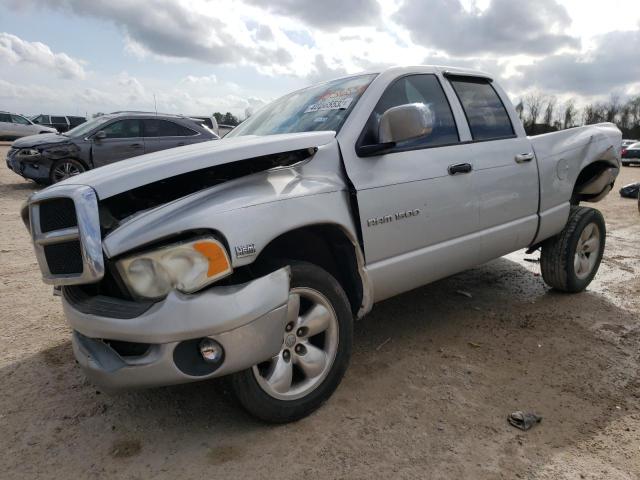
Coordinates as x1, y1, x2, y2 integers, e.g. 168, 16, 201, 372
65, 267, 291, 389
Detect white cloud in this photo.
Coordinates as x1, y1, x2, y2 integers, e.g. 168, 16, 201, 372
0, 32, 86, 79
1, 0, 640, 115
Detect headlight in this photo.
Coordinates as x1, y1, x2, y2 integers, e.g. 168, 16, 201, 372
19, 148, 40, 157
117, 237, 232, 300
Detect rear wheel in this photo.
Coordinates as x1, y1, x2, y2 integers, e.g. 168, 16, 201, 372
231, 261, 353, 423
540, 206, 606, 292
49, 159, 85, 184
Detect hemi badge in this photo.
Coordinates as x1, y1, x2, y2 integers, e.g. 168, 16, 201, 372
234, 243, 256, 258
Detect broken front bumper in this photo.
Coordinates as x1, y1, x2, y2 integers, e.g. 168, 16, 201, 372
65, 268, 290, 389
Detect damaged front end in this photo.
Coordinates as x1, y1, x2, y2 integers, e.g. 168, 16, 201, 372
68, 267, 291, 389
99, 148, 316, 234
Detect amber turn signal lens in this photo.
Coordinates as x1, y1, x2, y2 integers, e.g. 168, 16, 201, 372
193, 241, 231, 277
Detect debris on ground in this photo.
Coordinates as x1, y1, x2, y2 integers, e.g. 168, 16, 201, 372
508, 411, 542, 431
375, 337, 391, 351
456, 290, 473, 298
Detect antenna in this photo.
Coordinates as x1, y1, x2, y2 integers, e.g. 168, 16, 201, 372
153, 93, 158, 115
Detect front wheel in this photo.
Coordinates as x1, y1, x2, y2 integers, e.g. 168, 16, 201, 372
49, 159, 85, 184
230, 261, 353, 423
540, 206, 606, 292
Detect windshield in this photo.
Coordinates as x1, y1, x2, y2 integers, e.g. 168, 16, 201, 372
65, 116, 112, 137
227, 74, 377, 138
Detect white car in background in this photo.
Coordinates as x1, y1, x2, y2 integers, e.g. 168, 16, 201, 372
0, 111, 57, 140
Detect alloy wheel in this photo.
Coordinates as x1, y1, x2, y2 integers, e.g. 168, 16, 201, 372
253, 287, 339, 401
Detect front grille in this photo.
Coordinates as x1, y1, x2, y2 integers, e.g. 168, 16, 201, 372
26, 185, 104, 285
39, 198, 77, 232
44, 241, 83, 274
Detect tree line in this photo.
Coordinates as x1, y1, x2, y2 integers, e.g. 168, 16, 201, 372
515, 93, 640, 139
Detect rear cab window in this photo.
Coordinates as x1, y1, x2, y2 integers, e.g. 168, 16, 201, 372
448, 77, 514, 141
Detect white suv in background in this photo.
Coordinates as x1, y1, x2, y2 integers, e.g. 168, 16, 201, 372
0, 111, 57, 140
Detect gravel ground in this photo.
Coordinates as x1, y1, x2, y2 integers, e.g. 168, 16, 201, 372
1, 142, 639, 479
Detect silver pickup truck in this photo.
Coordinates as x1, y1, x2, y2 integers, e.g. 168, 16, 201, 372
22, 66, 621, 423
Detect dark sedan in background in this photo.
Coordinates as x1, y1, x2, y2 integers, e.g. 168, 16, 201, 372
6, 112, 219, 184
621, 141, 640, 166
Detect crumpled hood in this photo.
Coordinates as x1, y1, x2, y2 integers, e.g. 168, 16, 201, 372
54, 131, 336, 199
12, 133, 71, 148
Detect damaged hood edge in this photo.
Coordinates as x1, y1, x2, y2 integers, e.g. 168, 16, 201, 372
52, 131, 337, 199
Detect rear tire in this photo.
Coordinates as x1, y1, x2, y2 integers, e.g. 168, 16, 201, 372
231, 261, 353, 423
540, 206, 606, 293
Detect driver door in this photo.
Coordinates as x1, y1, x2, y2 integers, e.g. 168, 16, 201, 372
339, 74, 479, 301
91, 119, 145, 167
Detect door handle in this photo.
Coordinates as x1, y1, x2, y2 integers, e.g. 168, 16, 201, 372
515, 152, 535, 163
176, 142, 185, 146
448, 163, 473, 175
129, 143, 143, 148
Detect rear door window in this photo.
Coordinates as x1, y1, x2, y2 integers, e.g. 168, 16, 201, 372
143, 119, 197, 137
101, 119, 142, 138
448, 77, 514, 141
51, 116, 67, 124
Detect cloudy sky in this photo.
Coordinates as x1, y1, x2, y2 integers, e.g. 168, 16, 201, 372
0, 0, 639, 118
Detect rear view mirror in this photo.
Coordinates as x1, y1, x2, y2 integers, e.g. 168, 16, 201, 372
378, 103, 434, 144
94, 130, 106, 140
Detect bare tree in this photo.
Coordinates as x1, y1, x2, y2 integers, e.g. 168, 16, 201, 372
514, 99, 524, 121
603, 94, 620, 123
524, 92, 545, 127
562, 100, 577, 129
543, 96, 557, 126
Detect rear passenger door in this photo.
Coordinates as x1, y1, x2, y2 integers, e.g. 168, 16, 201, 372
142, 119, 200, 154
447, 76, 539, 258
91, 119, 144, 167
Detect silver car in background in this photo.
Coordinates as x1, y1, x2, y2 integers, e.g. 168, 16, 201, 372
0, 111, 57, 140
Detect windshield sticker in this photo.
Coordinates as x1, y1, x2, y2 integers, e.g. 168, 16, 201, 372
305, 96, 353, 113
314, 116, 329, 122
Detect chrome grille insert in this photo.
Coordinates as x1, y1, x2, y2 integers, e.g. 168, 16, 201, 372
26, 185, 104, 285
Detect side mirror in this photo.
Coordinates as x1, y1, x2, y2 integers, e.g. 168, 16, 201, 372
33, 119, 40, 124
94, 130, 106, 140
378, 103, 434, 144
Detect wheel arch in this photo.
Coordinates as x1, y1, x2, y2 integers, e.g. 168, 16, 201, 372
254, 224, 368, 318
571, 159, 619, 204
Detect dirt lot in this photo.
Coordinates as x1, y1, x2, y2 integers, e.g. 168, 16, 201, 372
0, 142, 639, 480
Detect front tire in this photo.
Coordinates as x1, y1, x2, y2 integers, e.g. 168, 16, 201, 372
231, 261, 353, 423
49, 159, 85, 184
540, 206, 606, 292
